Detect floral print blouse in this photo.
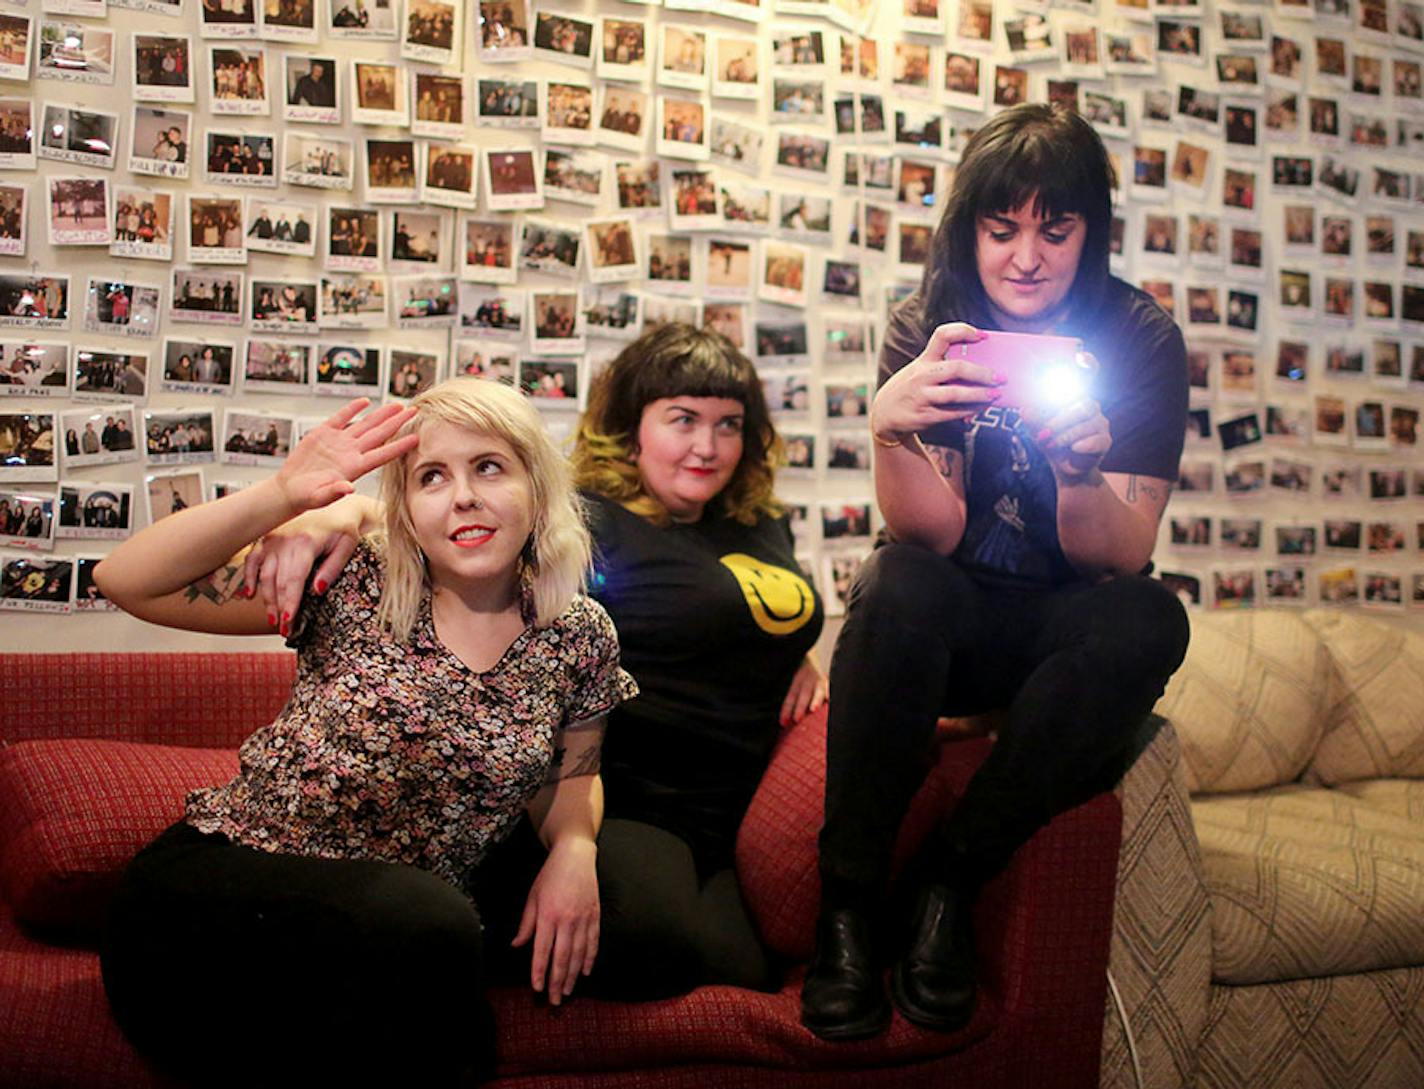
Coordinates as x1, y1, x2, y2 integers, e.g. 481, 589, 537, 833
186, 539, 638, 891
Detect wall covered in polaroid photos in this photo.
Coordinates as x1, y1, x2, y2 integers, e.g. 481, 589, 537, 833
0, 0, 1421, 648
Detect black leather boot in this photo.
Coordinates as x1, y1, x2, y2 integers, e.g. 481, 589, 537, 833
890, 882, 976, 1032
799, 908, 891, 1041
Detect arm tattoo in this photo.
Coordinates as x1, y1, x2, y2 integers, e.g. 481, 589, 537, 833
1127, 475, 1166, 506
922, 442, 957, 480
184, 563, 245, 606
547, 716, 606, 781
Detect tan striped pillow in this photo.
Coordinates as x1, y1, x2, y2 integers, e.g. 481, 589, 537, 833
1155, 610, 1330, 793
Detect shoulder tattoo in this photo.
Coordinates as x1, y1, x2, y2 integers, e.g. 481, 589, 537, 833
922, 441, 958, 480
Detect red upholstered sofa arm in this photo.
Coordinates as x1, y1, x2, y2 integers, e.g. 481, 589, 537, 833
0, 653, 296, 750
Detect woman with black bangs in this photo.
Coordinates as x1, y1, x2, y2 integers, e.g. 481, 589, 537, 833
801, 103, 1191, 1040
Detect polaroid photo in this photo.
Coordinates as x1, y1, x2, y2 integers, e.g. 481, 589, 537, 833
0, 13, 33, 83
0, 342, 69, 399
244, 196, 316, 257
582, 287, 642, 340
1391, 403, 1420, 448
891, 41, 933, 99
826, 433, 871, 472
161, 338, 236, 395
597, 84, 649, 152
1003, 12, 1055, 65
1131, 143, 1169, 202
1183, 212, 1222, 268
1373, 337, 1406, 387
250, 278, 318, 334
641, 293, 703, 332
142, 468, 204, 527
387, 348, 443, 400
476, 77, 539, 129
207, 45, 269, 116
314, 342, 382, 397
61, 401, 142, 469
519, 356, 580, 403
703, 236, 754, 299
0, 101, 35, 175
1223, 457, 1267, 497
1224, 103, 1260, 155
1169, 514, 1213, 549
144, 408, 217, 466
203, 130, 278, 189
1268, 456, 1313, 497
459, 217, 518, 285
282, 132, 354, 190
394, 274, 457, 329
822, 314, 870, 368
476, 0, 532, 62
771, 77, 827, 126
72, 348, 149, 405
421, 144, 478, 210
0, 184, 21, 261
941, 50, 985, 111
1322, 276, 1356, 324
702, 300, 747, 349
401, 0, 461, 65
989, 65, 1031, 110
1103, 28, 1156, 79
662, 167, 719, 232
528, 290, 585, 355
259, 0, 319, 43
1265, 402, 1312, 444
107, 187, 175, 263
0, 411, 58, 483
533, 9, 595, 69
1177, 84, 1222, 138
1312, 394, 1350, 446
283, 54, 338, 123
899, 0, 944, 35
170, 267, 244, 327
186, 194, 246, 264
645, 233, 694, 295
825, 378, 870, 422
350, 60, 406, 125
36, 19, 115, 85
327, 0, 398, 40
1279, 268, 1315, 318
0, 553, 72, 612
712, 33, 759, 100
543, 147, 604, 206
1309, 96, 1343, 149
897, 221, 934, 278
614, 160, 664, 221
451, 338, 519, 383
1218, 53, 1263, 96
1405, 284, 1424, 327
774, 130, 830, 182
58, 481, 133, 541
599, 16, 649, 81
1261, 565, 1309, 606
519, 217, 581, 278
318, 273, 388, 330
243, 338, 311, 393
1362, 279, 1397, 325
1048, 79, 1082, 117
70, 555, 115, 610
759, 241, 810, 307
657, 95, 709, 161
1369, 465, 1409, 501
581, 217, 639, 284
1324, 340, 1366, 379
1219, 516, 1265, 551
1139, 212, 1179, 263
38, 102, 119, 169
820, 550, 867, 618
83, 278, 161, 341
458, 284, 525, 338
542, 79, 594, 146
1156, 18, 1203, 65
128, 106, 191, 179
46, 176, 110, 247
1349, 111, 1389, 151
1373, 166, 1413, 207
1351, 398, 1389, 452
484, 148, 544, 211
197, 0, 259, 39
388, 208, 446, 271
410, 71, 467, 140
657, 24, 707, 91
133, 33, 195, 104
781, 431, 815, 473
1177, 458, 1214, 495
220, 409, 295, 467
1361, 569, 1404, 610
857, 94, 888, 143
363, 138, 418, 204
1229, 227, 1266, 282
751, 316, 808, 367
709, 115, 764, 177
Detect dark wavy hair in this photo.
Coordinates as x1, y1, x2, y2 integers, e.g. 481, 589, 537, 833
571, 322, 782, 526
918, 103, 1117, 336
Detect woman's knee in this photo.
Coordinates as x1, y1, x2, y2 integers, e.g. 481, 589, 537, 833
846, 543, 969, 627
1089, 577, 1191, 680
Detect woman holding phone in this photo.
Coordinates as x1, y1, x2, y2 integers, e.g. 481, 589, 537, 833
801, 103, 1191, 1040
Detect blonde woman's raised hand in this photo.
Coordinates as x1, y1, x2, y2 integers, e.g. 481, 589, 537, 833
274, 399, 418, 515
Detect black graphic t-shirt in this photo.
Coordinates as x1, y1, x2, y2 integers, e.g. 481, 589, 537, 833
584, 491, 823, 861
879, 278, 1188, 589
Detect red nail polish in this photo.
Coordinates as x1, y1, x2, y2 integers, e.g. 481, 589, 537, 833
1038, 428, 1052, 443
994, 371, 1008, 384
282, 611, 290, 624
314, 580, 326, 594
266, 612, 276, 627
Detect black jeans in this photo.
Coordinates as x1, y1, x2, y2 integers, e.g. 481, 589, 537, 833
818, 543, 1189, 908
101, 820, 544, 1089
585, 817, 773, 1000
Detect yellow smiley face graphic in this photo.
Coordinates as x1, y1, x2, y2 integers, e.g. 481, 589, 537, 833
719, 552, 816, 636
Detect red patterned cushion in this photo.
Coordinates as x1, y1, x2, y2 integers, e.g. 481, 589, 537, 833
735, 707, 987, 963
0, 739, 238, 934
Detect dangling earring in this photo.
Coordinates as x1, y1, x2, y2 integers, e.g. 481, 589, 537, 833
516, 535, 538, 624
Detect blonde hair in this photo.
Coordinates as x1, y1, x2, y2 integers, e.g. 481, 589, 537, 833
570, 322, 783, 527
376, 377, 589, 640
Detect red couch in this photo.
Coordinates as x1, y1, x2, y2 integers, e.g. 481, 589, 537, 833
0, 653, 1122, 1089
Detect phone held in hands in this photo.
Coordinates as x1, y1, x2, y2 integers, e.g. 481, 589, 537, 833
945, 331, 1092, 414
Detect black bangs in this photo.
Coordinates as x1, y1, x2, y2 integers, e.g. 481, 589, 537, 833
968, 128, 1102, 225
603, 322, 763, 437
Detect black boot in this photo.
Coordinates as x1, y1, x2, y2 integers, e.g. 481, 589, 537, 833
800, 908, 891, 1041
890, 882, 976, 1032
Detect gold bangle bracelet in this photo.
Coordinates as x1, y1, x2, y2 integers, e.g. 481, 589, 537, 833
871, 430, 904, 449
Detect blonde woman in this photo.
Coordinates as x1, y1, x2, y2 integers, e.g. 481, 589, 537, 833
96, 381, 636, 1087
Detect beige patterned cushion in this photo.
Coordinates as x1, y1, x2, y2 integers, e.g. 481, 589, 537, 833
1334, 779, 1424, 823
1156, 611, 1330, 794
1193, 786, 1424, 985
1305, 609, 1424, 785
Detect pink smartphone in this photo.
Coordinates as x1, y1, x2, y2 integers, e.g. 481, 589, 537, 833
944, 330, 1090, 414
